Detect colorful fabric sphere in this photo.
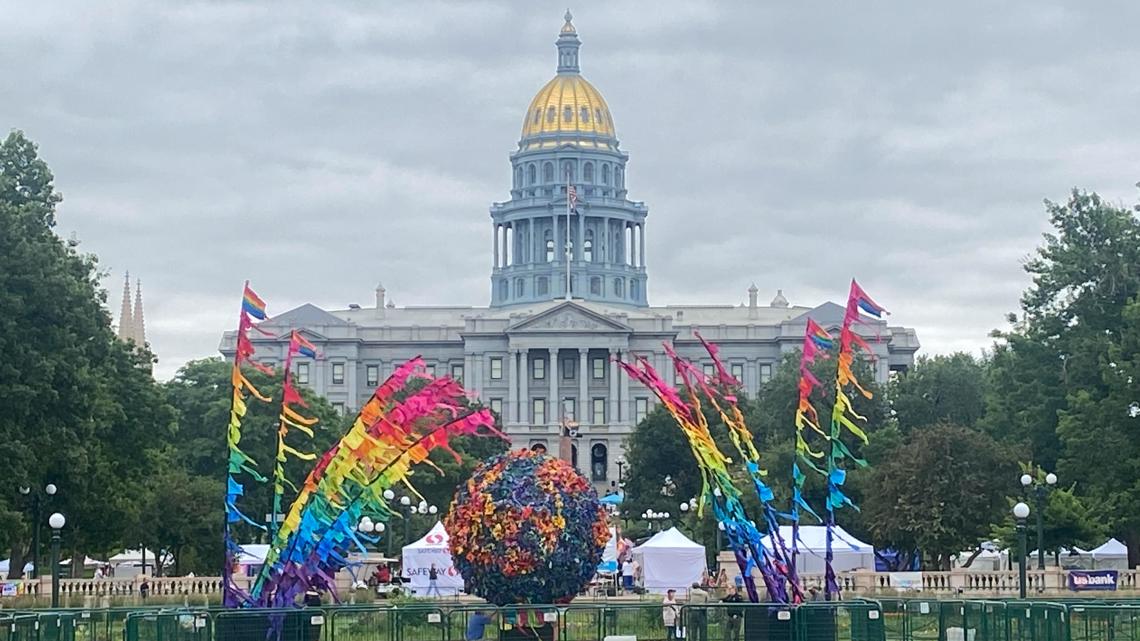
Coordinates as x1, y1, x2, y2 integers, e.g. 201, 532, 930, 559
445, 449, 609, 605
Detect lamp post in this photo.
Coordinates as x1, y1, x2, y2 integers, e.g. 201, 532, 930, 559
679, 497, 698, 538
1013, 502, 1030, 599
615, 456, 626, 487
1020, 472, 1057, 569
400, 495, 412, 548
382, 489, 397, 555
48, 512, 65, 608
642, 510, 669, 532
19, 483, 57, 580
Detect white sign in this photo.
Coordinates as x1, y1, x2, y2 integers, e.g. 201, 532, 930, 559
543, 613, 558, 623
891, 572, 924, 592
427, 613, 442, 624
402, 522, 464, 595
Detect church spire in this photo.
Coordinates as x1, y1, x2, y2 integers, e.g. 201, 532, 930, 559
556, 9, 581, 74
117, 272, 134, 342
133, 278, 146, 346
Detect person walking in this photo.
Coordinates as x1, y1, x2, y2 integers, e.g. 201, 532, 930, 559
688, 583, 710, 641
428, 563, 441, 597
621, 558, 635, 592
721, 587, 746, 641
662, 589, 681, 640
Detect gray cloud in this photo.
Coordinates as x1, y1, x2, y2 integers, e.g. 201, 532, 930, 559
3, 1, 1139, 378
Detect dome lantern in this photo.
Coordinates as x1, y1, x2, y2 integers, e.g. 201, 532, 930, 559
557, 10, 580, 73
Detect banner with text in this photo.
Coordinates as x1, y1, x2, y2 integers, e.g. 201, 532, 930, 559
1069, 570, 1118, 591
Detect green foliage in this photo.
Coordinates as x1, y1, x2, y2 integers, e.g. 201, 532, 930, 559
0, 131, 176, 577
991, 474, 1104, 558
861, 424, 1017, 569
889, 353, 987, 433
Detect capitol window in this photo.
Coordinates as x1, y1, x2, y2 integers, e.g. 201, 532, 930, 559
602, 164, 610, 185
533, 109, 541, 124
331, 362, 345, 385
613, 277, 624, 297
533, 399, 546, 425
630, 280, 640, 300
731, 363, 744, 383
544, 162, 554, 182
702, 363, 716, 378
490, 398, 502, 416
545, 238, 555, 263
583, 162, 594, 183
515, 278, 525, 297
546, 106, 556, 123
296, 362, 310, 385
528, 164, 536, 185
451, 363, 464, 381
595, 108, 603, 123
515, 167, 523, 188
562, 160, 575, 181
591, 443, 608, 482
580, 106, 589, 122
615, 166, 623, 189
563, 105, 573, 121
584, 235, 593, 262
590, 276, 601, 295
533, 357, 546, 380
635, 398, 649, 424
366, 364, 379, 387
761, 364, 773, 383
498, 279, 508, 300
592, 398, 605, 425
537, 276, 549, 295
490, 357, 503, 380
592, 357, 605, 379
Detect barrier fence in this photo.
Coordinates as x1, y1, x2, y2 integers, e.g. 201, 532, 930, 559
8, 599, 1140, 641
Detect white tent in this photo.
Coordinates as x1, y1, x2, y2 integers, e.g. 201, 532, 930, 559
632, 527, 706, 593
401, 521, 463, 596
764, 526, 875, 573
108, 549, 169, 578
0, 559, 33, 578
1087, 539, 1129, 570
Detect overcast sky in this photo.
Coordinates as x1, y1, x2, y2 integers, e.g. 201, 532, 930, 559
4, 2, 1139, 379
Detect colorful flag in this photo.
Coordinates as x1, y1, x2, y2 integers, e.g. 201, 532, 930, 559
242, 284, 268, 320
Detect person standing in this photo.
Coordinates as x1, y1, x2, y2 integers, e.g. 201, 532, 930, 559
466, 610, 496, 641
428, 563, 441, 597
688, 583, 710, 641
721, 587, 746, 641
662, 589, 681, 640
621, 558, 635, 592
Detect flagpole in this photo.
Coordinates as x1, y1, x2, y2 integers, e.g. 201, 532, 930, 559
565, 169, 572, 301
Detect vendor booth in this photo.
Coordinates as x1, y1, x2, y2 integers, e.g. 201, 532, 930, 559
763, 525, 876, 573
401, 521, 463, 596
632, 527, 707, 593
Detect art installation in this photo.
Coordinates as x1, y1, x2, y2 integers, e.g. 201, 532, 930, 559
790, 319, 833, 583
618, 353, 784, 604
270, 331, 320, 539
618, 279, 888, 605
822, 280, 887, 599
219, 283, 505, 610
445, 449, 609, 605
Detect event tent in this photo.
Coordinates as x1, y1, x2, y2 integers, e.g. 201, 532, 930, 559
763, 525, 875, 574
632, 527, 706, 593
401, 521, 463, 596
0, 559, 33, 578
1085, 539, 1129, 570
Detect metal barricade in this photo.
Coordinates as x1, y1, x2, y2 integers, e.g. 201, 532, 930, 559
124, 610, 211, 641
391, 606, 446, 641
329, 605, 395, 641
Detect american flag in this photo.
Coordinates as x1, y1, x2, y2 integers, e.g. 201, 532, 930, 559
567, 185, 578, 213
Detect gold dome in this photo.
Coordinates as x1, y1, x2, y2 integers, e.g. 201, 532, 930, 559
520, 74, 616, 142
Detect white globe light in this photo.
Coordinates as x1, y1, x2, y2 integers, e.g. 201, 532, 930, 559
376, 523, 386, 533
689, 498, 698, 508
19, 486, 30, 495
418, 500, 428, 510
48, 512, 65, 529
642, 511, 649, 519
1045, 473, 1058, 486
1020, 474, 1033, 487
680, 503, 689, 512
400, 496, 411, 506
718, 522, 726, 531
383, 489, 395, 501
45, 484, 57, 496
1013, 502, 1031, 519
664, 512, 670, 519
429, 505, 438, 515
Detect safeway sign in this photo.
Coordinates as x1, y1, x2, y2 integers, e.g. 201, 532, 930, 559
401, 521, 463, 595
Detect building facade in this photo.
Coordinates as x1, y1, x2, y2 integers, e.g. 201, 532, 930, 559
220, 14, 920, 491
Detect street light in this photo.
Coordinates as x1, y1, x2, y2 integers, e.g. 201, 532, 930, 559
642, 510, 669, 532
615, 456, 626, 487
18, 483, 58, 580
48, 512, 65, 608
1013, 502, 1030, 599
679, 497, 698, 537
1021, 471, 1058, 569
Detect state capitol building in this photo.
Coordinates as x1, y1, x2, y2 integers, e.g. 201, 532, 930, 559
221, 13, 919, 490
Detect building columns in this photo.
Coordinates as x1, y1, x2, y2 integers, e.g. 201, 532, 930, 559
548, 347, 559, 427
608, 348, 619, 426
639, 223, 646, 268
507, 349, 519, 424
519, 348, 529, 424
619, 350, 630, 423
493, 224, 500, 268
578, 348, 589, 425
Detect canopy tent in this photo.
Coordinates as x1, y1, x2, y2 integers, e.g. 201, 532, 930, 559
108, 548, 170, 578
632, 527, 706, 593
61, 556, 103, 568
1086, 538, 1130, 570
0, 559, 33, 578
401, 521, 463, 596
763, 525, 875, 574
952, 541, 1008, 571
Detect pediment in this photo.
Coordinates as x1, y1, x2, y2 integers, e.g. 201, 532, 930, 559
262, 303, 350, 329
508, 302, 631, 333
788, 301, 885, 336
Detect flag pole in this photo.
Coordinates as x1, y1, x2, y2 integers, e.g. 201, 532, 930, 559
565, 168, 572, 301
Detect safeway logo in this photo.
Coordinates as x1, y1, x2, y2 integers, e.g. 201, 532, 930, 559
425, 533, 446, 545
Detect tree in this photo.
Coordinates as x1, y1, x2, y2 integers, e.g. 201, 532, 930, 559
986, 188, 1140, 564
889, 353, 988, 433
0, 131, 174, 577
862, 424, 1017, 569
991, 474, 1104, 561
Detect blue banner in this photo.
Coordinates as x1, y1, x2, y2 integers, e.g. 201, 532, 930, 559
1069, 570, 1118, 591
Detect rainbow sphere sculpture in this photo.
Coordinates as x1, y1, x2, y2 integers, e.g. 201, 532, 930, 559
445, 449, 609, 605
